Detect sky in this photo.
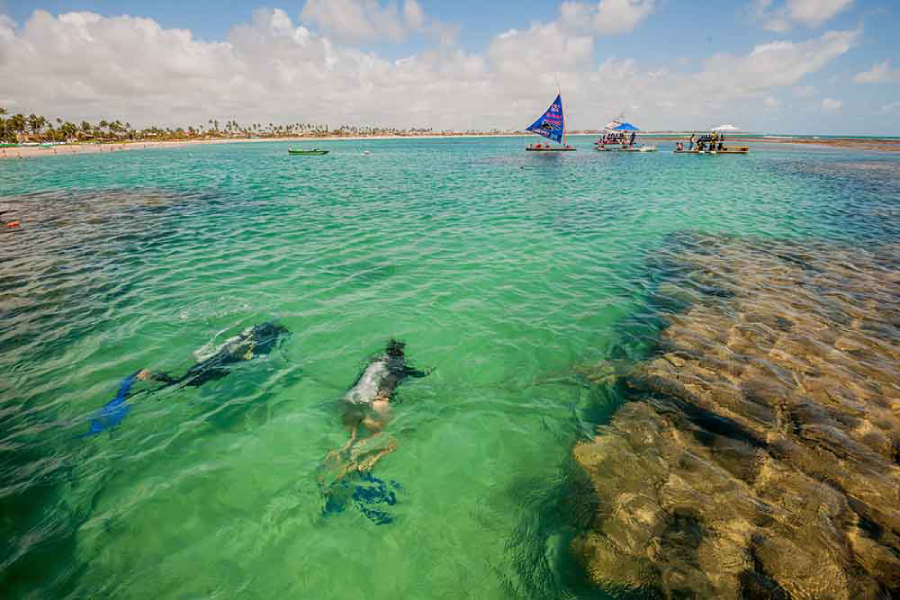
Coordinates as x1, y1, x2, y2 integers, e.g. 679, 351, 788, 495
1, 0, 899, 134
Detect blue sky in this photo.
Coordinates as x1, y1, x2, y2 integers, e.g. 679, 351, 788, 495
1, 0, 899, 133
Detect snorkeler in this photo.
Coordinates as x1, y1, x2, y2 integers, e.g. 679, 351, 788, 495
83, 322, 289, 436
151, 322, 289, 388
326, 339, 429, 477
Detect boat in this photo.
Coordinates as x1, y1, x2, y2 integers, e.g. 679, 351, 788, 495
288, 148, 329, 155
525, 94, 576, 152
594, 116, 657, 152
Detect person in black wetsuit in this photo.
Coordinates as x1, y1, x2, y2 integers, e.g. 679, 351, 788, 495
326, 339, 429, 478
152, 322, 289, 388
83, 322, 289, 436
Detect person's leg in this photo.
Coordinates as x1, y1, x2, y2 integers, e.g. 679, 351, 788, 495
327, 425, 358, 462
356, 439, 398, 472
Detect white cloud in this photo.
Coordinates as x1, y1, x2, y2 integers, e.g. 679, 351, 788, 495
561, 0, 655, 35
752, 0, 854, 32
821, 97, 842, 111
788, 0, 854, 27
693, 29, 858, 95
881, 101, 900, 115
403, 0, 424, 29
763, 96, 780, 108
0, 10, 863, 132
853, 60, 900, 84
299, 0, 434, 43
594, 0, 656, 33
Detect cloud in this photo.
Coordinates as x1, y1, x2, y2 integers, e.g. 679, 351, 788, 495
853, 60, 900, 84
0, 10, 863, 132
752, 0, 854, 32
763, 96, 780, 109
299, 0, 435, 43
821, 97, 842, 111
881, 101, 900, 115
561, 0, 656, 35
693, 28, 859, 95
792, 84, 815, 97
788, 0, 854, 27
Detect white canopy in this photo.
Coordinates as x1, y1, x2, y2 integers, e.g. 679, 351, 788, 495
712, 124, 740, 132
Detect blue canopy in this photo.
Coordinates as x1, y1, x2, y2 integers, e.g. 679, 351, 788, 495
611, 122, 639, 132
526, 94, 565, 144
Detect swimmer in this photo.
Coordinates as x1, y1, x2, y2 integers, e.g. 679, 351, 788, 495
326, 339, 429, 478
82, 322, 289, 436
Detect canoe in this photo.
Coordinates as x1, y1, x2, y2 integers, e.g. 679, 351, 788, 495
288, 149, 329, 155
526, 146, 577, 152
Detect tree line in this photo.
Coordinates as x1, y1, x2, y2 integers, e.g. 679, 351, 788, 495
0, 108, 436, 144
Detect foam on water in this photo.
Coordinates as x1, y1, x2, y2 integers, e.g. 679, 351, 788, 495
1, 138, 899, 599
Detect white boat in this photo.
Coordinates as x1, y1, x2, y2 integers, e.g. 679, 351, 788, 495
594, 115, 656, 152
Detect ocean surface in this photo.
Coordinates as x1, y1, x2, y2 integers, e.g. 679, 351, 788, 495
1, 137, 899, 599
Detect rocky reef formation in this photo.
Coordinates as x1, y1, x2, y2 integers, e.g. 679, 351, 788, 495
573, 233, 900, 599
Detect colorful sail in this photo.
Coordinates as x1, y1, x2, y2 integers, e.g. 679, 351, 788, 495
526, 94, 565, 144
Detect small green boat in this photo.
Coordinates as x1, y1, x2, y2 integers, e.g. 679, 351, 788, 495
288, 148, 329, 155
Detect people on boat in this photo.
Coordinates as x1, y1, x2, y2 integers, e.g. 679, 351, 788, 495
689, 134, 695, 151
676, 142, 684, 151
629, 132, 636, 148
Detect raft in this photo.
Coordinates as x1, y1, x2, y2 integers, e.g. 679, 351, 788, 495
595, 145, 657, 153
675, 147, 749, 155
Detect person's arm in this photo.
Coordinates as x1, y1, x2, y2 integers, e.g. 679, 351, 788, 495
403, 366, 431, 378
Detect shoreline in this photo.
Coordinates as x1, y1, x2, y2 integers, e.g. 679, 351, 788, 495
3, 133, 900, 159
0, 134, 528, 159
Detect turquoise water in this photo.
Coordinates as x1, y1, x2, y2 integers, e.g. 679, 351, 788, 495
1, 137, 899, 599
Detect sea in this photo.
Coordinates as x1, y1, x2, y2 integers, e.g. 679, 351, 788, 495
1, 137, 899, 599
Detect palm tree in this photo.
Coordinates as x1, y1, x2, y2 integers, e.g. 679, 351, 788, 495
27, 114, 45, 141
61, 121, 77, 141
9, 114, 26, 141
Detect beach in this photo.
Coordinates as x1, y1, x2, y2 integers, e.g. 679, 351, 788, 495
2, 137, 900, 599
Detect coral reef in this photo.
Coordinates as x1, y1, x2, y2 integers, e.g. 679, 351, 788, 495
573, 234, 900, 599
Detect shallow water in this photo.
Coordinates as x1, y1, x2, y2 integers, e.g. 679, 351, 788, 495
1, 137, 899, 599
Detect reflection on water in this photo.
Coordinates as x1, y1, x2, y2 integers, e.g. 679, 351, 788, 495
1, 139, 900, 599
575, 232, 900, 599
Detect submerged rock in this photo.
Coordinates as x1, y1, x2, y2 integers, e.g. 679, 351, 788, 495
573, 234, 900, 599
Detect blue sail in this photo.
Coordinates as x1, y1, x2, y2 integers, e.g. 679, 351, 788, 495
526, 94, 565, 144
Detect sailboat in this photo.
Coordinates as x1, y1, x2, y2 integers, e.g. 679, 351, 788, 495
525, 94, 576, 152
